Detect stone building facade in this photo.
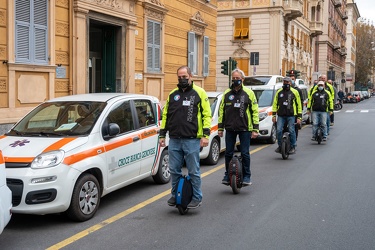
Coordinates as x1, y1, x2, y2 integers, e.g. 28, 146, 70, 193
216, 0, 322, 91
216, 0, 358, 92
0, 0, 217, 132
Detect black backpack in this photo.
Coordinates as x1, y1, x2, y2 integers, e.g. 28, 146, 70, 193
175, 175, 193, 210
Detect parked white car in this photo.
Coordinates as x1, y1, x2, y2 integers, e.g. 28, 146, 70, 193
0, 150, 12, 234
200, 92, 240, 165
246, 83, 309, 143
243, 75, 284, 86
0, 93, 170, 221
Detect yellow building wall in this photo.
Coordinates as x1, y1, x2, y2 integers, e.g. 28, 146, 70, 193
55, 1, 71, 97
134, 0, 217, 99
0, 1, 8, 108
0, 0, 217, 126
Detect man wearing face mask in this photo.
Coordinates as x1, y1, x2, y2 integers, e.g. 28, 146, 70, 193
159, 66, 211, 209
218, 68, 259, 186
307, 81, 333, 141
272, 77, 302, 154
290, 74, 304, 139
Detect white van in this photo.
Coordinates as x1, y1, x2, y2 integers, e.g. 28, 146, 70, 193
0, 93, 170, 221
245, 83, 309, 143
0, 150, 12, 234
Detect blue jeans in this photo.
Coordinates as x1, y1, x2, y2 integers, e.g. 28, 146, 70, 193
326, 112, 331, 134
312, 111, 328, 137
224, 131, 251, 181
276, 116, 296, 148
168, 138, 202, 202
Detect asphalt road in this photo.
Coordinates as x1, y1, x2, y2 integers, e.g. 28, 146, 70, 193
1, 97, 375, 250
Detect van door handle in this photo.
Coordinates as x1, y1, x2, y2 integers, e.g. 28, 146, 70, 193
133, 136, 140, 142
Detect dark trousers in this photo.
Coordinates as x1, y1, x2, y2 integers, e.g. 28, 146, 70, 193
224, 130, 251, 180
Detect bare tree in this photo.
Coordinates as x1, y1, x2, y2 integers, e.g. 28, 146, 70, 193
355, 18, 375, 88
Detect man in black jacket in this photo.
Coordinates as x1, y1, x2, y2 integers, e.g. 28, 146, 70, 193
159, 66, 211, 209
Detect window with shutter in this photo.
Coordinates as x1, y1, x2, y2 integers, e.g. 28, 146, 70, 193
203, 36, 209, 77
188, 32, 196, 75
15, 0, 48, 64
234, 18, 250, 40
147, 20, 161, 72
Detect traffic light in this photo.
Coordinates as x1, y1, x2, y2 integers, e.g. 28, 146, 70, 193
231, 59, 238, 70
286, 69, 301, 77
221, 60, 229, 75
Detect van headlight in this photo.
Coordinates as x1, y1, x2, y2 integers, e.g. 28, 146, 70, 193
259, 112, 268, 122
31, 150, 65, 169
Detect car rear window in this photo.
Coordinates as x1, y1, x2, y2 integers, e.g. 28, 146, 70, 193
243, 76, 271, 86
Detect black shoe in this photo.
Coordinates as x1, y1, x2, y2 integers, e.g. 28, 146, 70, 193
275, 147, 281, 153
187, 199, 202, 209
289, 147, 296, 154
167, 196, 176, 206
221, 175, 229, 185
323, 137, 327, 141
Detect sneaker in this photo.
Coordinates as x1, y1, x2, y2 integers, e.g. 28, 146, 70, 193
221, 175, 229, 185
311, 137, 316, 141
323, 137, 327, 141
167, 196, 176, 206
331, 123, 334, 126
187, 199, 202, 209
289, 147, 296, 154
242, 177, 252, 186
275, 147, 281, 153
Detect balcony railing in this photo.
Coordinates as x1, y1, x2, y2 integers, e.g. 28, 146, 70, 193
283, 0, 303, 21
309, 21, 323, 37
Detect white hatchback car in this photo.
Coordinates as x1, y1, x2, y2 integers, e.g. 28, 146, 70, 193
243, 75, 284, 86
199, 92, 239, 165
1, 93, 170, 221
0, 150, 12, 234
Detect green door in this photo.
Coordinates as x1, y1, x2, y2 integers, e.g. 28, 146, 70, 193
102, 27, 116, 92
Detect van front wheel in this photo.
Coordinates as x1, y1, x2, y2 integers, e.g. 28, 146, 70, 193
65, 173, 101, 222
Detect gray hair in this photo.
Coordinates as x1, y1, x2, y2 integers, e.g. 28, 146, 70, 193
231, 68, 245, 79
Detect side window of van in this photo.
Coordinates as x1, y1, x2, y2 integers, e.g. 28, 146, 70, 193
134, 100, 156, 128
107, 101, 134, 134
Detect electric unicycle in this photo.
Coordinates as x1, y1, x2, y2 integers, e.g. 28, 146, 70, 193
174, 175, 193, 215
228, 155, 243, 194
315, 124, 323, 144
281, 131, 291, 160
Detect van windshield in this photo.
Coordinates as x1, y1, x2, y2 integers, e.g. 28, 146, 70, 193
253, 89, 274, 107
7, 101, 107, 137
243, 76, 271, 85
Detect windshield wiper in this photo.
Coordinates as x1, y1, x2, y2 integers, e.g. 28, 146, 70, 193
7, 128, 25, 136
24, 131, 65, 137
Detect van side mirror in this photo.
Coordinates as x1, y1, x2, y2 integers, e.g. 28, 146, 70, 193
103, 123, 120, 140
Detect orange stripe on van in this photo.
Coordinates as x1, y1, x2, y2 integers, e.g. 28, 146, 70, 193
0, 135, 6, 140
104, 137, 134, 151
259, 107, 269, 113
4, 156, 35, 163
210, 124, 218, 133
63, 146, 105, 165
42, 137, 77, 153
0, 150, 4, 164
139, 128, 158, 139
64, 134, 141, 165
